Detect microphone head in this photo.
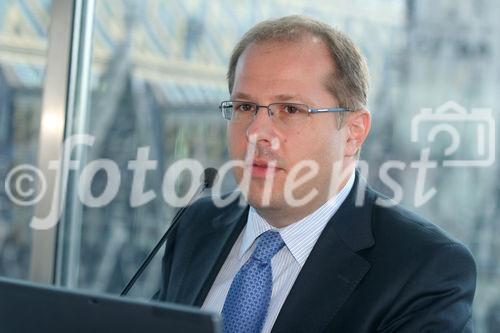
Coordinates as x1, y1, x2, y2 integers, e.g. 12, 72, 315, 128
202, 168, 218, 189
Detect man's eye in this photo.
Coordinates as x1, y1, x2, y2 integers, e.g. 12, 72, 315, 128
283, 104, 302, 114
235, 103, 254, 112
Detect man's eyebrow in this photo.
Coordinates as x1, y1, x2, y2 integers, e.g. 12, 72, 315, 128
274, 94, 296, 101
274, 94, 315, 105
231, 92, 314, 105
231, 92, 253, 100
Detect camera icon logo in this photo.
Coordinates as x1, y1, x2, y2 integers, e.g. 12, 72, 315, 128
411, 100, 495, 167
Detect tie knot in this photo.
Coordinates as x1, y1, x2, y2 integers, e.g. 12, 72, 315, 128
252, 230, 285, 263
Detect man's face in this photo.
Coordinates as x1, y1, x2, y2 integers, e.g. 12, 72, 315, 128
228, 37, 352, 220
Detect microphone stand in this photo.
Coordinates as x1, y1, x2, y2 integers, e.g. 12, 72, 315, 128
120, 168, 217, 296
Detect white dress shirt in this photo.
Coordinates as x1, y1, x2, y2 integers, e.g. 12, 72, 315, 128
202, 171, 356, 333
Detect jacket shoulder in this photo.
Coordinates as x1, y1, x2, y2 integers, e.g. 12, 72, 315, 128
367, 188, 475, 269
371, 190, 464, 248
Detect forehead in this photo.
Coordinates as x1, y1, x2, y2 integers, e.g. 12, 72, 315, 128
232, 37, 336, 103
236, 36, 333, 74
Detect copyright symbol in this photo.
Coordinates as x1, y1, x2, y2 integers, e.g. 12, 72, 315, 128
4, 164, 47, 206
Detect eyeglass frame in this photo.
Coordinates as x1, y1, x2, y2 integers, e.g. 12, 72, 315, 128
219, 100, 352, 122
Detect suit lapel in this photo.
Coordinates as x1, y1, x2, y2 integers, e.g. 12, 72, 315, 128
272, 174, 376, 333
172, 201, 248, 306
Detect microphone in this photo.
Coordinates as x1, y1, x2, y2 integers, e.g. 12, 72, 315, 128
121, 167, 218, 296
202, 167, 218, 189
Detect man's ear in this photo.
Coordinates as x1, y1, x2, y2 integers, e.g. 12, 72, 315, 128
345, 109, 371, 157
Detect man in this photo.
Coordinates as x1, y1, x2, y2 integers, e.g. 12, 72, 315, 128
156, 16, 476, 332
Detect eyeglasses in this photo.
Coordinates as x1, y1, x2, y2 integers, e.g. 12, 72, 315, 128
219, 100, 350, 129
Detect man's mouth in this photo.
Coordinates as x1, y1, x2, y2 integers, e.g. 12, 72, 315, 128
248, 159, 280, 178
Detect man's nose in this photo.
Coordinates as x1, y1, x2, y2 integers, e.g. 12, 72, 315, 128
246, 106, 277, 144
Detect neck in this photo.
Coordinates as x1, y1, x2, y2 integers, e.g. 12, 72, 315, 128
255, 167, 354, 228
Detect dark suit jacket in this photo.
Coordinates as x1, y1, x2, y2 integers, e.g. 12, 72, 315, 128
156, 175, 476, 332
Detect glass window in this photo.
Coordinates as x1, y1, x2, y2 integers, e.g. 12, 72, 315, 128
0, 0, 53, 279
55, 1, 498, 331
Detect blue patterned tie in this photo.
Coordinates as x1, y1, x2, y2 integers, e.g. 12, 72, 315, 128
222, 230, 285, 333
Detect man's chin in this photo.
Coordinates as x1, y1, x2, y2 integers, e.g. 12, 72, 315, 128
244, 191, 283, 211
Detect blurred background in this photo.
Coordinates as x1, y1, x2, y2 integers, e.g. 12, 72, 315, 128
0, 0, 498, 331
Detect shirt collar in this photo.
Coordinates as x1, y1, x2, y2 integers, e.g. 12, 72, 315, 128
239, 170, 356, 265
